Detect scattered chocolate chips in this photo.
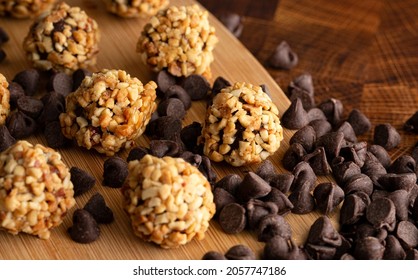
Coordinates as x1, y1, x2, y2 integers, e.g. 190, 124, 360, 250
396, 220, 418, 249
8, 82, 25, 108
383, 235, 406, 260
317, 98, 343, 126
72, 68, 92, 91
353, 236, 385, 260
102, 156, 128, 188
47, 72, 73, 96
225, 244, 256, 260
44, 120, 67, 148
269, 173, 294, 194
70, 166, 96, 197
164, 85, 192, 110
287, 73, 315, 110
146, 116, 182, 141
309, 119, 332, 138
378, 173, 416, 192
262, 188, 294, 215
373, 123, 401, 150
179, 151, 202, 167
218, 12, 244, 38
255, 159, 276, 183
156, 70, 177, 96
0, 27, 9, 44
84, 193, 114, 224
213, 187, 236, 215
236, 172, 271, 202
157, 98, 186, 119
38, 91, 66, 125
313, 182, 344, 214
368, 144, 391, 169
127, 146, 149, 162
263, 235, 308, 260
198, 155, 217, 186
290, 125, 316, 152
0, 125, 16, 152
282, 142, 307, 171
246, 199, 278, 230
214, 173, 242, 195
347, 108, 371, 135
6, 111, 37, 139
366, 197, 396, 231
68, 209, 100, 244
339, 192, 369, 225
16, 96, 44, 119
291, 161, 317, 193
288, 188, 315, 214
12, 68, 40, 96
336, 121, 357, 143
343, 173, 374, 196
281, 97, 309, 130
149, 139, 180, 158
387, 155, 416, 174
269, 41, 298, 70
202, 251, 227, 260
257, 214, 291, 242
331, 157, 361, 186
315, 131, 345, 160
302, 147, 331, 176
182, 74, 211, 101
180, 121, 202, 153
211, 76, 231, 97
218, 203, 247, 234
404, 110, 418, 133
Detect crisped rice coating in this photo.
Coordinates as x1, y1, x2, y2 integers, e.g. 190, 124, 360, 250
22, 2, 100, 74
201, 82, 284, 167
0, 140, 75, 239
123, 155, 216, 248
105, 0, 169, 18
0, 73, 10, 126
136, 4, 218, 78
59, 69, 157, 156
0, 0, 56, 18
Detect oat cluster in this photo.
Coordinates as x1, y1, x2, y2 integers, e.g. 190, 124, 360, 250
105, 0, 169, 18
22, 2, 100, 74
201, 82, 284, 167
0, 73, 10, 126
0, 0, 55, 18
123, 155, 216, 249
59, 69, 157, 156
0, 140, 75, 239
136, 4, 218, 78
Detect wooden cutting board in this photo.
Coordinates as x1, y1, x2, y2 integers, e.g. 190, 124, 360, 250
0, 0, 332, 260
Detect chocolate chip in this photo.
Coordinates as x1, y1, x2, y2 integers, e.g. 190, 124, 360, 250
290, 125, 316, 152
72, 68, 92, 91
405, 249, 418, 260
307, 216, 342, 247
361, 152, 387, 183
0, 27, 9, 44
102, 156, 128, 188
70, 166, 95, 197
318, 98, 343, 127
182, 74, 211, 101
262, 188, 294, 215
179, 151, 202, 167
68, 209, 100, 244
225, 244, 256, 260
237, 172, 271, 202
315, 131, 345, 160
343, 173, 374, 196
218, 12, 244, 38
180, 121, 202, 153
0, 125, 16, 152
383, 235, 406, 260
146, 116, 182, 141
198, 155, 217, 186
202, 251, 227, 260
353, 237, 385, 260
313, 182, 344, 214
339, 192, 368, 225
211, 76, 231, 96
84, 193, 114, 224
255, 159, 276, 183
44, 120, 67, 148
269, 173, 294, 194
257, 214, 291, 242
302, 147, 331, 176
281, 98, 309, 130
368, 144, 391, 169
404, 110, 418, 133
347, 109, 371, 135
39, 91, 66, 125
157, 98, 186, 120
164, 85, 192, 110
388, 155, 416, 174
218, 203, 246, 234
149, 139, 180, 158
282, 142, 307, 171
396, 220, 418, 249
331, 157, 361, 186
291, 161, 317, 193
366, 197, 396, 231
336, 121, 357, 143
246, 199, 278, 230
214, 173, 242, 195
213, 187, 236, 215
263, 235, 308, 260
47, 72, 73, 96
309, 119, 332, 138
287, 73, 315, 110
16, 96, 44, 119
12, 68, 40, 96
307, 108, 327, 123
8, 82, 25, 109
305, 243, 337, 260
374, 123, 401, 150
378, 173, 416, 192
127, 146, 149, 162
269, 41, 298, 70
288, 188, 315, 214
339, 141, 367, 168
6, 111, 37, 139
156, 70, 177, 96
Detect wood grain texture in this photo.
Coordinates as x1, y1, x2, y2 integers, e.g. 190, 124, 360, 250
0, 0, 299, 260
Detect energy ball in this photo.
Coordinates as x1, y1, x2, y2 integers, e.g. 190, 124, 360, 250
136, 4, 218, 78
0, 73, 10, 125
201, 82, 284, 167
105, 0, 169, 18
123, 155, 215, 249
0, 0, 56, 18
0, 140, 75, 239
59, 69, 157, 156
22, 2, 100, 74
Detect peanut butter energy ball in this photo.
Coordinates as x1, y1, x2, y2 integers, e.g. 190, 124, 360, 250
0, 0, 56, 18
0, 140, 75, 239
123, 155, 216, 249
201, 82, 284, 167
105, 0, 169, 18
136, 4, 218, 78
22, 2, 100, 74
59, 69, 157, 156
0, 73, 10, 125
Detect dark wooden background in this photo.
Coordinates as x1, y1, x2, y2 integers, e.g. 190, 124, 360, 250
198, 0, 418, 160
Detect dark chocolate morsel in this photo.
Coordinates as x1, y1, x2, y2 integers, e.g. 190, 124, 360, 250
84, 192, 114, 224
373, 123, 401, 151
68, 209, 100, 244
225, 244, 256, 260
347, 108, 371, 135
268, 41, 298, 70
102, 156, 128, 188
